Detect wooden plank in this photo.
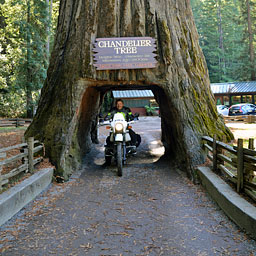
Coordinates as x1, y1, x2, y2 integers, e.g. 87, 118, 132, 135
244, 181, 256, 191
233, 146, 256, 157
202, 136, 213, 143
202, 136, 236, 154
0, 153, 6, 159
244, 188, 256, 202
224, 115, 256, 124
204, 143, 213, 152
207, 154, 213, 161
0, 118, 32, 122
2, 164, 28, 180
0, 124, 16, 127
231, 157, 256, 171
244, 155, 256, 164
0, 143, 27, 153
33, 157, 43, 165
0, 152, 28, 166
217, 141, 237, 154
33, 145, 43, 154
1, 178, 8, 186
217, 154, 233, 165
218, 164, 236, 179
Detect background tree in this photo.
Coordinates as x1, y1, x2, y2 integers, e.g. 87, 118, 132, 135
0, 0, 59, 117
191, 0, 255, 82
239, 0, 256, 80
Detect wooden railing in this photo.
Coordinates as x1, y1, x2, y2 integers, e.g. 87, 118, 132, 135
0, 137, 44, 191
202, 136, 256, 201
224, 115, 256, 123
0, 118, 32, 128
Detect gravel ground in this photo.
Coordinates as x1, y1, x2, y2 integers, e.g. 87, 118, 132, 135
0, 117, 256, 256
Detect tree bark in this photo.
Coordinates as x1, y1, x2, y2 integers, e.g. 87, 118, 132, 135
26, 0, 33, 118
26, 0, 233, 180
246, 0, 255, 80
217, 0, 225, 79
46, 0, 53, 56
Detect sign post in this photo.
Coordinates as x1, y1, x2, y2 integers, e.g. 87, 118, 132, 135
93, 37, 157, 70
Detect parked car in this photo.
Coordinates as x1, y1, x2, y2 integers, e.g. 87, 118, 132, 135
228, 103, 256, 116
217, 105, 229, 116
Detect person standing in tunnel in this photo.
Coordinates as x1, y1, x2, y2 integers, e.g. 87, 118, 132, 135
105, 99, 141, 147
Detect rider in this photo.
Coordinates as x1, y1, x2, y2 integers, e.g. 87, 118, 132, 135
105, 99, 141, 147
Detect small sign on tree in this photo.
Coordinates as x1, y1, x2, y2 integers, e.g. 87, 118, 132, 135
93, 37, 157, 70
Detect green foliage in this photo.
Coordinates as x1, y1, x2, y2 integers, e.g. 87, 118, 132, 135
0, 0, 59, 117
144, 105, 157, 116
191, 0, 256, 83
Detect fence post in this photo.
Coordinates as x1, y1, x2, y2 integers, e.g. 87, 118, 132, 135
0, 162, 2, 191
248, 138, 254, 150
248, 138, 255, 182
213, 135, 218, 172
28, 137, 34, 173
15, 118, 19, 128
237, 139, 244, 193
0, 153, 5, 191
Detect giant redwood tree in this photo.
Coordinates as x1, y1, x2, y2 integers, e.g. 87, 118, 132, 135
26, 0, 233, 180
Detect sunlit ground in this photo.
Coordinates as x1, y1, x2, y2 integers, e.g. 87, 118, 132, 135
225, 122, 256, 147
95, 116, 164, 166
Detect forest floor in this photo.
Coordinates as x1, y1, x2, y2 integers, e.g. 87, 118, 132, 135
0, 117, 256, 255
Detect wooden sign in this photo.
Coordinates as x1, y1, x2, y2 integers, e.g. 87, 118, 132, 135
93, 37, 157, 70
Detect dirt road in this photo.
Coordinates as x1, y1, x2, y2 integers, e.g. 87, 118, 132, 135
1, 117, 256, 255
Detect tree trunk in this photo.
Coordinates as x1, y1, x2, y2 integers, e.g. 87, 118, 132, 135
26, 0, 33, 118
26, 0, 233, 180
246, 0, 255, 81
46, 0, 53, 56
217, 0, 225, 79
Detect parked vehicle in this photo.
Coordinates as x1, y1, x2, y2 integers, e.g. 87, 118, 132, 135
228, 103, 256, 116
217, 105, 229, 116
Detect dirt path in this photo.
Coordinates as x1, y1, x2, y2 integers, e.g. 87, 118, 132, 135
1, 117, 256, 255
225, 122, 256, 143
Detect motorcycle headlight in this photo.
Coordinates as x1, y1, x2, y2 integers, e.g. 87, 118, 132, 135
115, 123, 123, 132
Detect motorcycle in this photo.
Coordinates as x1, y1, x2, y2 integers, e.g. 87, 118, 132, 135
104, 113, 137, 176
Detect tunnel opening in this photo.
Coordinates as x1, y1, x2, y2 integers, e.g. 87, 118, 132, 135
76, 83, 190, 173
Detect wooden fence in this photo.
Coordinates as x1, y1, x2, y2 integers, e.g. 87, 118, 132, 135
0, 118, 32, 128
202, 136, 256, 202
0, 137, 44, 191
224, 115, 256, 123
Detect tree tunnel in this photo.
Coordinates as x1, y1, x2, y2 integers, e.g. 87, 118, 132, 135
78, 84, 196, 169
25, 0, 233, 180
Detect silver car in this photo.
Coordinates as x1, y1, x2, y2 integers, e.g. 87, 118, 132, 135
217, 105, 229, 116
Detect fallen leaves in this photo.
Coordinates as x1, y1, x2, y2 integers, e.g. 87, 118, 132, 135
108, 232, 132, 237
80, 243, 92, 250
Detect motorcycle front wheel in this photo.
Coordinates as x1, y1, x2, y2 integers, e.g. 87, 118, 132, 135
117, 142, 123, 176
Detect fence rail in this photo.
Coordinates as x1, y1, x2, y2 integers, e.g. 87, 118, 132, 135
0, 137, 44, 191
0, 118, 32, 128
202, 136, 256, 202
224, 115, 256, 123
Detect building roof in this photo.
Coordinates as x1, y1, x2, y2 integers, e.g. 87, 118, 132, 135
112, 90, 154, 98
211, 81, 256, 94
